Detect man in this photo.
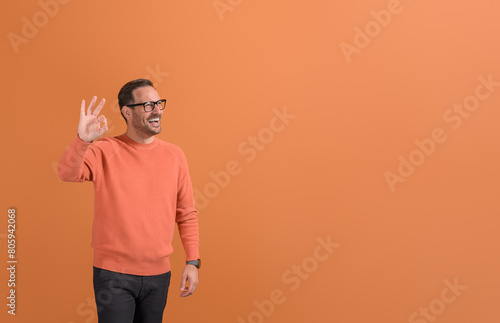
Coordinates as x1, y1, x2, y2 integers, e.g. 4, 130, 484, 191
58, 79, 200, 323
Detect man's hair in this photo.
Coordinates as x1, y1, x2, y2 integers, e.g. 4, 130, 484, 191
118, 79, 154, 123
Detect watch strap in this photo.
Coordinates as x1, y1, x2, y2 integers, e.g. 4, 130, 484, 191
186, 259, 201, 269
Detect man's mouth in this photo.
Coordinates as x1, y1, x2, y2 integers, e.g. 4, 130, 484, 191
148, 117, 160, 127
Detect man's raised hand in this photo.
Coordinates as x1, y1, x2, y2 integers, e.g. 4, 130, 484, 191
78, 96, 108, 143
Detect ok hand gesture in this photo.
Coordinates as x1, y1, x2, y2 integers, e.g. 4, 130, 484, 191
78, 96, 108, 143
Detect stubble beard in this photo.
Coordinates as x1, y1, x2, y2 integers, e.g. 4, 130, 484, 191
132, 115, 162, 138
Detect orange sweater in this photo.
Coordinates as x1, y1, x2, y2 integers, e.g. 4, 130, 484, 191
58, 134, 199, 275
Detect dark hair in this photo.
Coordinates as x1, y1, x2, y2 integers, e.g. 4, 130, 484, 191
118, 79, 154, 122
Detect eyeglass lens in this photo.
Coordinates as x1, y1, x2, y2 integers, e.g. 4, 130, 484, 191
144, 100, 166, 112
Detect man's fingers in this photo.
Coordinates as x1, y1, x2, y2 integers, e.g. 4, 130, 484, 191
99, 122, 108, 135
93, 98, 106, 116
180, 275, 186, 291
180, 283, 192, 297
87, 96, 97, 115
187, 280, 197, 294
97, 115, 108, 126
181, 283, 196, 297
80, 100, 86, 118
95, 115, 108, 134
180, 271, 198, 297
97, 115, 107, 123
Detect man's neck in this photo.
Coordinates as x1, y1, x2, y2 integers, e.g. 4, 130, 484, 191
125, 128, 155, 144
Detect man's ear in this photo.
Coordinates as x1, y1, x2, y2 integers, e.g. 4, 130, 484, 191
123, 106, 132, 121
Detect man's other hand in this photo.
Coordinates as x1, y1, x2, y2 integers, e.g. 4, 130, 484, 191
180, 264, 199, 297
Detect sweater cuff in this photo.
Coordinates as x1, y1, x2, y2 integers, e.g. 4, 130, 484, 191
184, 244, 200, 262
76, 133, 94, 144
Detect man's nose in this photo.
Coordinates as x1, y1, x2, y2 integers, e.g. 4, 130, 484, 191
151, 102, 162, 114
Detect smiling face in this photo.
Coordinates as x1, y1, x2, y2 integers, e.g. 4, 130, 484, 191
126, 86, 163, 139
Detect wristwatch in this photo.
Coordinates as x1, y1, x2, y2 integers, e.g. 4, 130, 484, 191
186, 259, 201, 269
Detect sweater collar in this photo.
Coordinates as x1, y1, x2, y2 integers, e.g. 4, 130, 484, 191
118, 133, 159, 149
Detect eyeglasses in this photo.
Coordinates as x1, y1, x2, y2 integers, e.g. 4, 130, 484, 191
126, 99, 166, 112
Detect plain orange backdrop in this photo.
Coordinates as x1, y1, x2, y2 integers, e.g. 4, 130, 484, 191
2, 0, 500, 322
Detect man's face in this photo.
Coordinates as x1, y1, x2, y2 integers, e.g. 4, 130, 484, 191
129, 86, 163, 137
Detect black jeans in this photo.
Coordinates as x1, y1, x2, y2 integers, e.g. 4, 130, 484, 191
93, 266, 171, 323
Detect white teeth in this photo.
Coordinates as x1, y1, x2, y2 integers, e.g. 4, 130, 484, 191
149, 118, 159, 122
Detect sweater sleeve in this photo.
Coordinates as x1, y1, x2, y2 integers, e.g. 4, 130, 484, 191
175, 150, 200, 262
57, 135, 98, 182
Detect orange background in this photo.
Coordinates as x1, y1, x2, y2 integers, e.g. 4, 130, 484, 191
2, 0, 500, 322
